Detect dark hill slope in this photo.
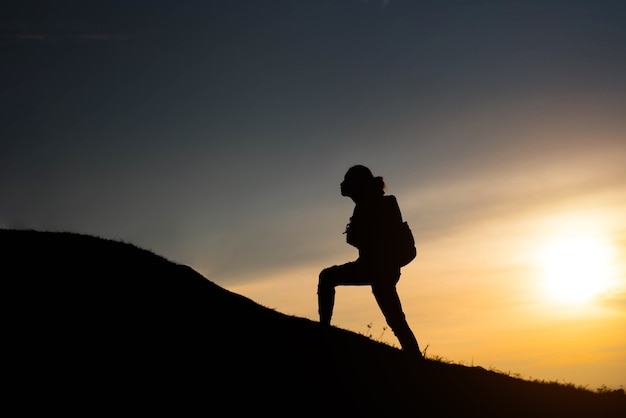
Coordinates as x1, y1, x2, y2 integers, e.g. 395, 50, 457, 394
3, 229, 624, 417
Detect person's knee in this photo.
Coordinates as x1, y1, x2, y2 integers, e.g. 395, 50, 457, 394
319, 266, 338, 284
318, 267, 336, 292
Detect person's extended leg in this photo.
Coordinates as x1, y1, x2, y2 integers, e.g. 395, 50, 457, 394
318, 262, 369, 326
372, 282, 423, 359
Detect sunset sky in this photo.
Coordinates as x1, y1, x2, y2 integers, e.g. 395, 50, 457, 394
2, 1, 625, 389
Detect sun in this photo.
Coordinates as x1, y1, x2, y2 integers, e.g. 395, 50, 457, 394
539, 237, 613, 303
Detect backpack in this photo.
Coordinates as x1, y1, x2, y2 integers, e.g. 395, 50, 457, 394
394, 221, 417, 267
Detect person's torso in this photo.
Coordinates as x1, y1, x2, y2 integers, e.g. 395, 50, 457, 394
347, 195, 402, 263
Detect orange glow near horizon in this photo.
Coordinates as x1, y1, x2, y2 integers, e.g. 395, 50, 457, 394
224, 202, 626, 390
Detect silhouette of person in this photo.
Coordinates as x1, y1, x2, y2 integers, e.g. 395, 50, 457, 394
318, 165, 423, 361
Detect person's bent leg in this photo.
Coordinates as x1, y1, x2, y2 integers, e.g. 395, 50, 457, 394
318, 261, 369, 326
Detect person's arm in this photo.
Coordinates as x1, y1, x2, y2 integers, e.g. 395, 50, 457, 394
345, 209, 362, 248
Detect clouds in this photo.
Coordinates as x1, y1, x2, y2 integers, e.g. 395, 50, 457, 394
600, 291, 626, 312
1, 21, 138, 44
363, 0, 391, 7
1, 0, 129, 44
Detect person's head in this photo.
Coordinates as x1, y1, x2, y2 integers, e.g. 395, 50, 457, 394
340, 165, 385, 200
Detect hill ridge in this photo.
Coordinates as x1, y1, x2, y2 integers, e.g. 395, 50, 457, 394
3, 229, 624, 416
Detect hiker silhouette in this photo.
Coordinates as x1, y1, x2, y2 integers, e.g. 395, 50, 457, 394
318, 165, 423, 361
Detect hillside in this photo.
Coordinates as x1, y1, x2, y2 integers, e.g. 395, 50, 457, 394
3, 229, 624, 416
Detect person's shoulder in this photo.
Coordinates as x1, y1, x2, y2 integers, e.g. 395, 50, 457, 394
383, 195, 398, 204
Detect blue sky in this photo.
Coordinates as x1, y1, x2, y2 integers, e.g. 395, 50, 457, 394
2, 0, 626, 388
